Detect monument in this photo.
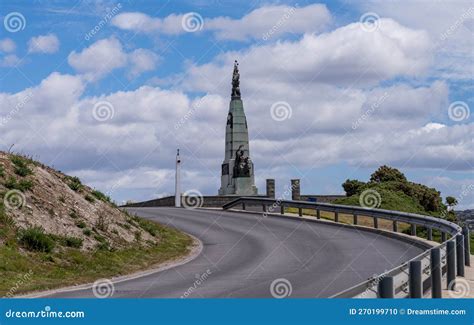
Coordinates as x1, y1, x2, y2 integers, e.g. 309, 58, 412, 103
218, 61, 258, 196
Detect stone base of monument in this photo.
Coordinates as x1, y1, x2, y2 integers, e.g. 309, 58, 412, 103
218, 177, 258, 196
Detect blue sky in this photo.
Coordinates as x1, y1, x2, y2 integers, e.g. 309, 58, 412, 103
0, 0, 473, 208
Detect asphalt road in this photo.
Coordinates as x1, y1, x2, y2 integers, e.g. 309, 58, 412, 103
47, 207, 424, 298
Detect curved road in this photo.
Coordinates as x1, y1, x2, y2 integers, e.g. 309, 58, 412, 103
48, 207, 424, 298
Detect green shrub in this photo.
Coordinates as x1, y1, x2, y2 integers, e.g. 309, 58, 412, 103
91, 190, 111, 202
67, 176, 83, 192
342, 179, 365, 196
75, 221, 86, 229
69, 209, 79, 219
64, 236, 83, 248
0, 165, 4, 177
10, 155, 33, 177
95, 214, 108, 231
370, 165, 407, 183
83, 228, 92, 236
5, 177, 33, 192
84, 194, 95, 203
19, 227, 55, 253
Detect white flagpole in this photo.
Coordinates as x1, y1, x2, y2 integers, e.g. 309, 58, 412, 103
175, 149, 181, 207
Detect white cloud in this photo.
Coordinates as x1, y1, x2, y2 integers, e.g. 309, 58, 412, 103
68, 38, 160, 80
360, 0, 474, 80
0, 38, 16, 53
0, 54, 20, 67
68, 37, 127, 80
128, 49, 159, 78
206, 4, 331, 41
111, 4, 331, 40
28, 34, 60, 54
180, 18, 432, 91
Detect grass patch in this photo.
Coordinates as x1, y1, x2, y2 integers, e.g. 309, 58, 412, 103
67, 176, 83, 192
18, 227, 55, 253
5, 177, 33, 192
91, 190, 111, 203
0, 165, 4, 178
10, 155, 33, 177
0, 215, 192, 296
75, 221, 86, 229
84, 194, 95, 203
82, 229, 92, 236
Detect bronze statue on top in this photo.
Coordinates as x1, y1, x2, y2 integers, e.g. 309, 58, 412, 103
231, 60, 241, 99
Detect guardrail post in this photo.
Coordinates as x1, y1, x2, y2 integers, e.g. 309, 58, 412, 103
430, 248, 442, 298
392, 221, 397, 232
353, 214, 358, 225
298, 207, 303, 217
378, 277, 394, 298
427, 228, 432, 241
316, 209, 320, 219
463, 227, 470, 267
410, 224, 417, 236
456, 234, 465, 277
335, 212, 339, 223
447, 241, 456, 291
280, 204, 285, 215
242, 202, 246, 210
373, 217, 378, 229
441, 232, 447, 242
409, 260, 422, 298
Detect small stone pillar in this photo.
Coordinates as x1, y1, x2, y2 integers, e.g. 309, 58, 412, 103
291, 179, 300, 201
266, 179, 275, 199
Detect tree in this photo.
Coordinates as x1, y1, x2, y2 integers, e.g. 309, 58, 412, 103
342, 179, 365, 196
370, 165, 407, 183
446, 196, 458, 211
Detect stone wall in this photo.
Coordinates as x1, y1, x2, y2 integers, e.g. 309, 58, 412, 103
123, 195, 267, 208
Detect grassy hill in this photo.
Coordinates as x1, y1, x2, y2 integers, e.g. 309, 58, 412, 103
0, 151, 193, 296
333, 165, 473, 253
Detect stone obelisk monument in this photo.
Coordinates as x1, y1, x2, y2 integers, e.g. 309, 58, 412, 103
218, 61, 258, 196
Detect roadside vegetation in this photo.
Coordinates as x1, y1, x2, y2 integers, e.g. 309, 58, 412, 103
0, 151, 193, 296
289, 165, 473, 253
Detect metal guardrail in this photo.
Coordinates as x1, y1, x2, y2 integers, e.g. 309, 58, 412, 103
222, 197, 470, 298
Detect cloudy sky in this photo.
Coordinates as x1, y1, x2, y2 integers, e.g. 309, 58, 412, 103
0, 0, 473, 208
